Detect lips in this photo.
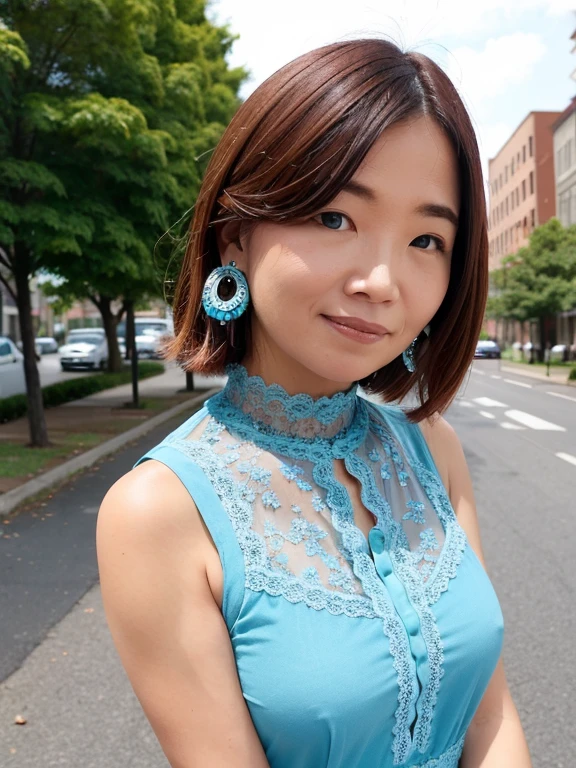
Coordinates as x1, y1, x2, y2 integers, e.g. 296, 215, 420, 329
323, 315, 390, 336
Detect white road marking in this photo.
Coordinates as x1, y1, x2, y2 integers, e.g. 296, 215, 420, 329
547, 391, 576, 404
503, 378, 532, 389
472, 369, 486, 375
501, 422, 525, 430
479, 411, 496, 420
556, 452, 576, 467
504, 410, 566, 431
491, 375, 502, 379
456, 400, 473, 407
473, 397, 508, 407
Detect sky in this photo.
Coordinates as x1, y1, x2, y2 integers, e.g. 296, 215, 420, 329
209, 0, 576, 185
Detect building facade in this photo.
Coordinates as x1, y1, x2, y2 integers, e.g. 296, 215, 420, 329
487, 111, 561, 346
488, 111, 560, 273
552, 95, 576, 355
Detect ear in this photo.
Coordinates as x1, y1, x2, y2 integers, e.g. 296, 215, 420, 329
215, 220, 245, 268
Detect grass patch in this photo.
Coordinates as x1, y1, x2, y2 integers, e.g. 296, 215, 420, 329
0, 433, 103, 478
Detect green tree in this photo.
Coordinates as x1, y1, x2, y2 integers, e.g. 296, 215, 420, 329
0, 0, 244, 445
486, 218, 576, 360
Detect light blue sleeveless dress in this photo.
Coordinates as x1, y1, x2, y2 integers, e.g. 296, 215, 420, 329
135, 364, 504, 768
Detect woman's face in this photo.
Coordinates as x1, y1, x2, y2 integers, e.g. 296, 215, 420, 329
221, 115, 460, 395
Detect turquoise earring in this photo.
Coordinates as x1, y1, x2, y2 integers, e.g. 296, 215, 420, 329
402, 325, 430, 373
202, 261, 250, 325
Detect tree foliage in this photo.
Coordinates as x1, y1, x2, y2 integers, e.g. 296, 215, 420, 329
0, 0, 245, 443
486, 218, 576, 322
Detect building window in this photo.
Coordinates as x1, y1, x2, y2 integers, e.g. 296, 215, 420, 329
522, 179, 526, 201
505, 230, 508, 248
530, 209, 535, 228
500, 172, 503, 187
529, 171, 534, 195
522, 145, 526, 163
511, 158, 515, 175
517, 151, 521, 165
529, 136, 533, 157
516, 188, 519, 206
511, 192, 514, 211
523, 216, 528, 237
505, 197, 509, 216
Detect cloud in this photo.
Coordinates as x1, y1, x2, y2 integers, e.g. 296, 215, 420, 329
442, 32, 547, 110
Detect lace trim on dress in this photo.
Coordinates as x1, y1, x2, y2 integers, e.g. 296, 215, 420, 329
212, 363, 359, 440
168, 434, 378, 620
413, 733, 466, 767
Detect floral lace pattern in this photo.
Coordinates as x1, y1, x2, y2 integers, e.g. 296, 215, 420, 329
167, 365, 468, 766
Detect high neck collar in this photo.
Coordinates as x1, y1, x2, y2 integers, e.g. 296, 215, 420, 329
213, 364, 359, 441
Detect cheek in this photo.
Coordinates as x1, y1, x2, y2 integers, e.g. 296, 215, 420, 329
248, 246, 318, 321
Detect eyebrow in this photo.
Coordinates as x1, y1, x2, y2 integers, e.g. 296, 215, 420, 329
340, 180, 459, 228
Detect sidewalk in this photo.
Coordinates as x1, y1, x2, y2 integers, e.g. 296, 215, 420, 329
0, 366, 225, 511
0, 412, 196, 766
498, 360, 575, 386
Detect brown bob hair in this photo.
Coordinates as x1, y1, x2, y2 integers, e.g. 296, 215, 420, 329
165, 38, 488, 422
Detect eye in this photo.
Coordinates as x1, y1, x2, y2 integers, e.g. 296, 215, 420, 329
410, 234, 446, 253
314, 211, 352, 231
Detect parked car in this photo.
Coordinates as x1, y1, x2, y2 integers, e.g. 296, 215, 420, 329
474, 340, 501, 359
116, 318, 172, 359
0, 336, 26, 398
35, 336, 59, 354
59, 331, 108, 371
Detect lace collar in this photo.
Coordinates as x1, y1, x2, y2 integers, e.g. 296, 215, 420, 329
208, 363, 360, 442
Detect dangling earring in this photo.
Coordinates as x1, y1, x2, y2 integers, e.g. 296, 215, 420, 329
402, 325, 430, 373
202, 261, 250, 325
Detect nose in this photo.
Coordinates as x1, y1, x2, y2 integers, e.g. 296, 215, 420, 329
344, 261, 400, 304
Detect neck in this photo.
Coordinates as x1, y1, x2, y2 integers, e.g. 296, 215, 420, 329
241, 352, 354, 400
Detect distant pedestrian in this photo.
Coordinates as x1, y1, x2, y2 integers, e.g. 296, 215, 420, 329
97, 38, 532, 768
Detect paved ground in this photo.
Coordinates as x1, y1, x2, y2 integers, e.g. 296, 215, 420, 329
0, 360, 574, 766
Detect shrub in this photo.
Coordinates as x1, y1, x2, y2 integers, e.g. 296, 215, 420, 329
0, 362, 165, 423
569, 365, 576, 381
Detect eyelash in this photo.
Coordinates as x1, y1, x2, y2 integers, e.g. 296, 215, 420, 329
314, 211, 447, 254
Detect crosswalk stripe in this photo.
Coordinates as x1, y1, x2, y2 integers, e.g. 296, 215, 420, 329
479, 411, 496, 420
501, 422, 525, 430
556, 452, 576, 467
490, 375, 502, 379
473, 397, 508, 407
503, 379, 532, 389
547, 391, 576, 404
504, 410, 566, 431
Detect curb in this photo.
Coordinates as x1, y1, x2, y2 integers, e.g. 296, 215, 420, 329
0, 387, 220, 519
499, 364, 576, 387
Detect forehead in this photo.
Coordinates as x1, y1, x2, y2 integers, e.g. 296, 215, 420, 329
352, 116, 460, 213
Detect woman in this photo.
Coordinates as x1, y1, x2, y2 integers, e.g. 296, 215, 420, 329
97, 39, 532, 768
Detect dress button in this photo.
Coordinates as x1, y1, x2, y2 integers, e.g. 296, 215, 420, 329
368, 528, 385, 555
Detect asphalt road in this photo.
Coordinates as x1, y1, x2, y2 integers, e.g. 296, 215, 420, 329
0, 361, 574, 766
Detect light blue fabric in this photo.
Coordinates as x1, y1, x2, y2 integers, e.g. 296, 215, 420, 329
135, 364, 504, 767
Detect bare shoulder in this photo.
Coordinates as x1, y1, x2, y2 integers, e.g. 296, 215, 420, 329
97, 460, 205, 552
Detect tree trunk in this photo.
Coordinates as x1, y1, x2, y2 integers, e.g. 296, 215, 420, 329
537, 317, 546, 363
126, 300, 139, 408
98, 296, 124, 373
13, 252, 51, 447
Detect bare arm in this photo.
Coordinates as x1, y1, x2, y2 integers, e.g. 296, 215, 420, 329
420, 416, 532, 768
96, 460, 270, 768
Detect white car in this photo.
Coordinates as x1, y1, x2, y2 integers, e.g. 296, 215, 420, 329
59, 331, 108, 371
35, 336, 59, 354
0, 337, 26, 398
